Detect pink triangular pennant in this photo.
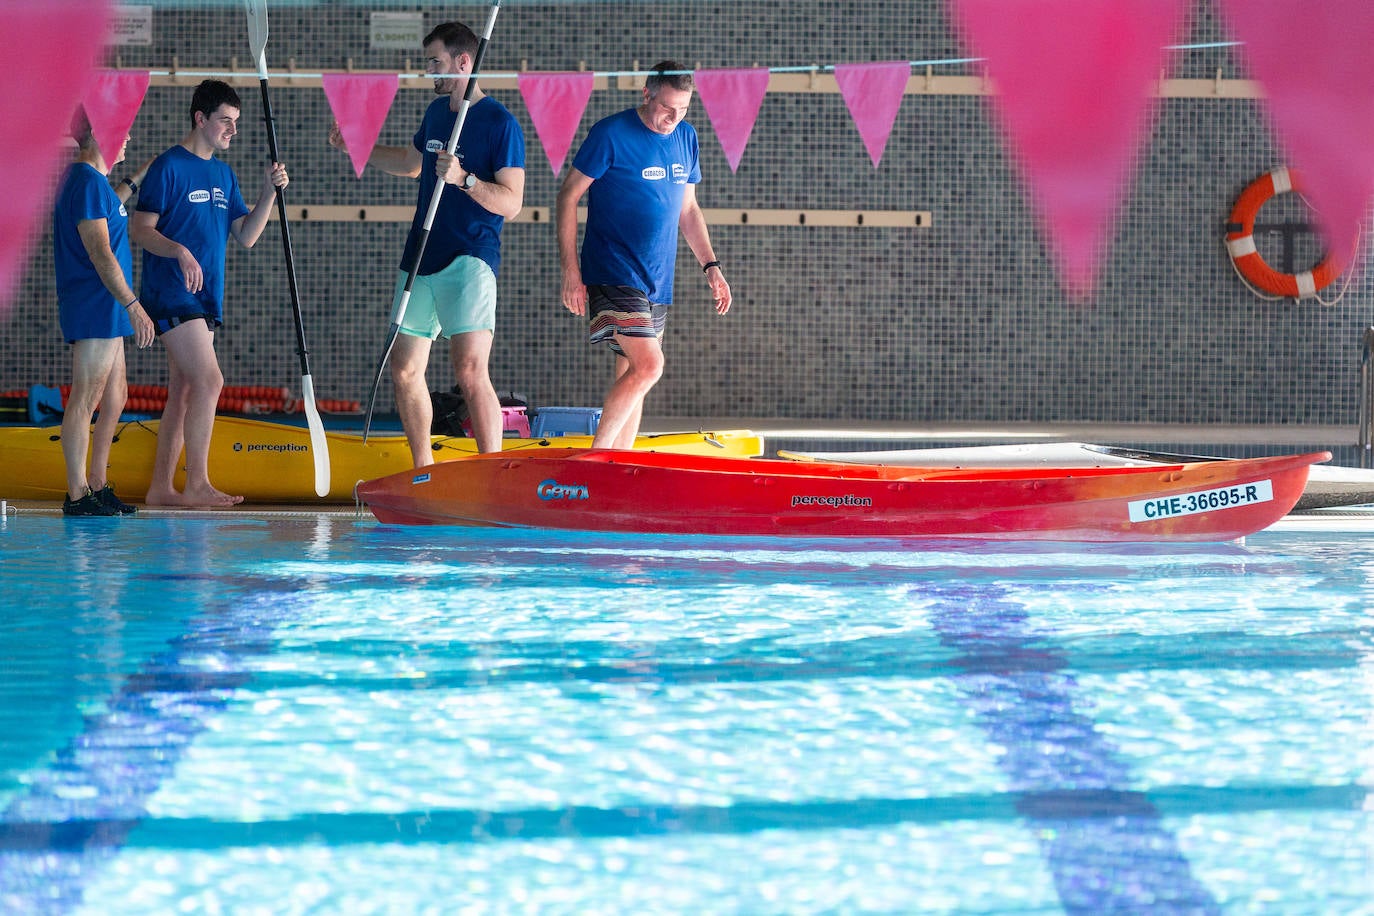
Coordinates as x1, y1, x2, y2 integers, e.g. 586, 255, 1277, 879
518, 72, 594, 175
322, 73, 400, 178
1217, 0, 1374, 273
694, 68, 770, 172
834, 62, 910, 167
949, 0, 1190, 297
82, 70, 150, 162
0, 1, 111, 318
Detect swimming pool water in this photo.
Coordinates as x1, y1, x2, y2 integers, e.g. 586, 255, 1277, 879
1, 514, 1371, 913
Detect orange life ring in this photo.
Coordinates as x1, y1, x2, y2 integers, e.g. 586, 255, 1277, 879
1226, 167, 1344, 299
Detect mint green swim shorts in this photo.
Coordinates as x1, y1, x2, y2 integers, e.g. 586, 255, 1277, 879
393, 255, 497, 340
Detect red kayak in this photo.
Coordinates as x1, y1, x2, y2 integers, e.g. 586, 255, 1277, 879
356, 448, 1328, 541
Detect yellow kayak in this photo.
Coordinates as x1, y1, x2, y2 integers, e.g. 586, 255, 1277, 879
0, 415, 764, 503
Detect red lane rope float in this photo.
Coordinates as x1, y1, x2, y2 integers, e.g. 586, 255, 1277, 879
50, 384, 360, 414
1225, 166, 1346, 300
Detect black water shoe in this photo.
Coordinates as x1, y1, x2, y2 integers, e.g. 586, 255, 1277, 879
92, 485, 137, 515
63, 491, 118, 517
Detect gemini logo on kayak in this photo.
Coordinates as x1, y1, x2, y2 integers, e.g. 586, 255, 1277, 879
537, 479, 590, 501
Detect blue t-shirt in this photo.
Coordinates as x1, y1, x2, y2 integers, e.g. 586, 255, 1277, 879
52, 162, 134, 342
573, 108, 701, 304
402, 95, 525, 276
136, 145, 250, 324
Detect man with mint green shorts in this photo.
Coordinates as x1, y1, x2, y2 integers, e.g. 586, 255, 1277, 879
330, 20, 525, 465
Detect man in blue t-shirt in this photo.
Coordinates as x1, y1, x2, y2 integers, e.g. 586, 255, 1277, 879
329, 20, 526, 466
557, 61, 732, 449
131, 79, 288, 508
52, 107, 155, 516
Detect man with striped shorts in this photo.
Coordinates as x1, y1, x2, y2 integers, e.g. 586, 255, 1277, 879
556, 61, 732, 449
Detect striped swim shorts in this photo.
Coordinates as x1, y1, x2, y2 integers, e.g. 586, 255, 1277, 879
587, 285, 667, 356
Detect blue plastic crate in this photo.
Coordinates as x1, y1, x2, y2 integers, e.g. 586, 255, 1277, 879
530, 406, 602, 438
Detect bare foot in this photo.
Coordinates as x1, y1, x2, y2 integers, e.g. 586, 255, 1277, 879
145, 486, 181, 507
181, 483, 244, 508
145, 485, 244, 508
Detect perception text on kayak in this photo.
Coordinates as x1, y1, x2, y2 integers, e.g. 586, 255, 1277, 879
791, 494, 873, 508
240, 442, 309, 453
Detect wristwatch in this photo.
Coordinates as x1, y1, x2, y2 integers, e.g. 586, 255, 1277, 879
459, 172, 477, 190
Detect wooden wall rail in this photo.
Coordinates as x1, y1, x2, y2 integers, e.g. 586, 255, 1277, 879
134, 64, 1263, 100
278, 206, 934, 228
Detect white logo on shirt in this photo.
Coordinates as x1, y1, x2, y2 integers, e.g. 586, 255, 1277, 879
188, 190, 211, 203
426, 139, 445, 154
213, 187, 228, 209
672, 163, 689, 184
641, 167, 667, 181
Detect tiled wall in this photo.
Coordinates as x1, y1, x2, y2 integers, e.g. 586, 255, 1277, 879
6, 0, 1370, 426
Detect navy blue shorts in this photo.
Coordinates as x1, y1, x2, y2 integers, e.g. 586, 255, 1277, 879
153, 312, 222, 336
59, 296, 132, 344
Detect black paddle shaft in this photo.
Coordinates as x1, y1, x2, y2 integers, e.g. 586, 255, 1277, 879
256, 79, 313, 377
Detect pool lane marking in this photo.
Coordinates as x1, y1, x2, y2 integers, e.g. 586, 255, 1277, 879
928, 584, 1221, 915
0, 589, 282, 911
87, 625, 1361, 696
0, 782, 1364, 852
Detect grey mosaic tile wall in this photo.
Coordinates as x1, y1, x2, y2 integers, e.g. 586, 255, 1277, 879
5, 0, 1370, 426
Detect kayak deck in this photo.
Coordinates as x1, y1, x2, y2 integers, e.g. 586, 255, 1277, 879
778, 441, 1374, 510
356, 448, 1328, 541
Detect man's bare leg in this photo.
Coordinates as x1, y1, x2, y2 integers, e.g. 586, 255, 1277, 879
591, 335, 663, 450
613, 355, 646, 451
62, 338, 119, 500
146, 320, 241, 507
87, 344, 127, 492
450, 329, 501, 453
147, 356, 187, 504
391, 333, 436, 467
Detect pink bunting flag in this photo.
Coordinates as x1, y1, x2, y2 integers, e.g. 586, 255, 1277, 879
0, 1, 112, 318
694, 68, 771, 172
518, 72, 594, 175
834, 61, 911, 167
1217, 0, 1374, 273
949, 0, 1190, 297
322, 73, 400, 178
82, 69, 150, 162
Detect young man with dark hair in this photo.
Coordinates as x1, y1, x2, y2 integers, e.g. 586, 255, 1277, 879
329, 21, 526, 466
131, 79, 288, 507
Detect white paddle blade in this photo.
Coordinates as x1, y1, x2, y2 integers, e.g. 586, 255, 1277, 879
300, 374, 332, 497
244, 0, 269, 79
